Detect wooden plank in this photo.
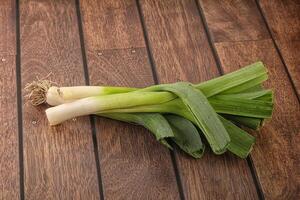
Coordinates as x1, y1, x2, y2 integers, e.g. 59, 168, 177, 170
258, 0, 300, 96
200, 0, 269, 43
199, 0, 300, 198
139, 0, 258, 199
20, 0, 100, 199
79, 0, 180, 199
0, 0, 19, 199
0, 57, 19, 200
0, 1, 16, 55
81, 0, 145, 50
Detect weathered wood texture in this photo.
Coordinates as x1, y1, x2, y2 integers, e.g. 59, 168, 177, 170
139, 0, 258, 199
20, 0, 100, 199
0, 1, 19, 199
0, 0, 16, 55
1, 0, 299, 199
258, 0, 300, 97
200, 0, 269, 43
79, 0, 180, 199
199, 0, 300, 199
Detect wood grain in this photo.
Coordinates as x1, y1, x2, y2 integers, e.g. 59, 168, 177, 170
0, 0, 16, 55
258, 0, 300, 96
200, 0, 269, 43
199, 0, 300, 198
140, 0, 258, 199
80, 0, 180, 199
20, 0, 100, 199
0, 0, 19, 199
81, 0, 145, 50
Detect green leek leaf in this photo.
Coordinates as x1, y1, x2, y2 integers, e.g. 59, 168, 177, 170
196, 61, 267, 97
165, 114, 205, 158
146, 82, 230, 154
222, 114, 262, 130
220, 73, 268, 95
214, 90, 272, 100
219, 116, 255, 158
242, 84, 264, 92
209, 96, 273, 118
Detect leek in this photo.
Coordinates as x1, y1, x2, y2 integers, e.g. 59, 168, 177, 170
26, 62, 267, 106
25, 61, 274, 159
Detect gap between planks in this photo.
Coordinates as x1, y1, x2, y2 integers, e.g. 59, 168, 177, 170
254, 0, 300, 103
135, 0, 185, 199
75, 0, 105, 199
15, 0, 25, 199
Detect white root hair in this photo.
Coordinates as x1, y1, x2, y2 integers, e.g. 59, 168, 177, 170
24, 74, 56, 106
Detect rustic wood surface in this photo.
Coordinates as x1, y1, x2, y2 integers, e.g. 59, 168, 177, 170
258, 0, 300, 97
0, 0, 299, 199
140, 0, 257, 199
0, 1, 19, 199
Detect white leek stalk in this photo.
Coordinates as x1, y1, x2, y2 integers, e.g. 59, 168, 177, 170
46, 86, 106, 105
25, 80, 135, 106
46, 92, 176, 125
46, 86, 136, 105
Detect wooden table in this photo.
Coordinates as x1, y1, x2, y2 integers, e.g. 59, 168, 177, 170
1, 0, 299, 199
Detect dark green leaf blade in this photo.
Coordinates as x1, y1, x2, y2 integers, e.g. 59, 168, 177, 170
147, 82, 230, 154
222, 114, 262, 130
165, 114, 205, 158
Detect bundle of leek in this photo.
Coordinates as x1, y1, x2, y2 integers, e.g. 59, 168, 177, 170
25, 61, 274, 159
